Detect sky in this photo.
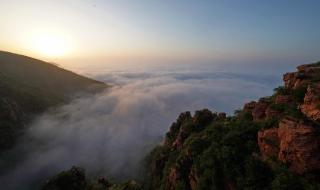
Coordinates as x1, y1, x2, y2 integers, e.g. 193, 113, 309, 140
1, 0, 320, 68
2, 1, 320, 188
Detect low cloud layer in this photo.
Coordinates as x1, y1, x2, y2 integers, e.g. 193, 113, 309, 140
0, 68, 281, 189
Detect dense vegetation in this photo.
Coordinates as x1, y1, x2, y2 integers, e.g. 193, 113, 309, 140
146, 109, 319, 190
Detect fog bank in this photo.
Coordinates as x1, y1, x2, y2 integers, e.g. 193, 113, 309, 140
0, 67, 281, 189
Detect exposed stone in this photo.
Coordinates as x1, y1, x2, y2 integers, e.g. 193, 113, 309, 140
166, 167, 179, 190
172, 130, 189, 150
258, 128, 280, 159
283, 63, 320, 90
265, 107, 281, 119
252, 101, 269, 121
188, 168, 198, 190
297, 64, 320, 78
275, 95, 292, 105
244, 101, 257, 111
278, 118, 320, 174
283, 72, 296, 89
300, 83, 320, 122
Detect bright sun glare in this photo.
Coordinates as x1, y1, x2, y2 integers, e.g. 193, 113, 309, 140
32, 33, 70, 57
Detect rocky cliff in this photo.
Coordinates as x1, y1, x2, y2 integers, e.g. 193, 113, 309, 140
146, 62, 320, 190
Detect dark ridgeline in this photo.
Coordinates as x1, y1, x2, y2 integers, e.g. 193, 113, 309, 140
0, 51, 107, 152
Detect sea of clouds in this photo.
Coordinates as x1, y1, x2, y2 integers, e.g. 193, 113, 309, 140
0, 62, 282, 189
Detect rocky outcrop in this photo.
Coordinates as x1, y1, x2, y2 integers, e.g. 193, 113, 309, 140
300, 83, 320, 122
258, 128, 279, 159
250, 101, 269, 121
275, 95, 292, 105
258, 117, 320, 174
188, 168, 198, 190
244, 98, 280, 121
283, 63, 320, 89
278, 118, 320, 174
166, 167, 179, 190
172, 130, 189, 150
257, 62, 320, 175
265, 107, 280, 119
165, 157, 192, 190
244, 101, 257, 111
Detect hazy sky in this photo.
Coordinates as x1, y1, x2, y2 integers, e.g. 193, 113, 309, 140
1, 0, 319, 67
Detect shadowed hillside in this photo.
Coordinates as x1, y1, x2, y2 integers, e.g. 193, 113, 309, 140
0, 51, 107, 151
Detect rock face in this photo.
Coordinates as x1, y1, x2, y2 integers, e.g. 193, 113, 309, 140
283, 63, 320, 89
243, 100, 270, 121
244, 101, 257, 111
300, 83, 320, 122
256, 62, 320, 175
278, 118, 320, 174
188, 169, 198, 190
166, 167, 179, 190
265, 107, 280, 119
258, 118, 320, 174
252, 101, 269, 121
258, 128, 279, 159
275, 95, 292, 105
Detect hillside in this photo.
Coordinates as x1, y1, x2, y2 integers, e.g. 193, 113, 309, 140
0, 51, 107, 151
42, 61, 320, 190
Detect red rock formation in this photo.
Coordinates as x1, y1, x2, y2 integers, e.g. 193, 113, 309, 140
283, 64, 320, 89
188, 168, 198, 190
252, 101, 269, 121
283, 72, 296, 89
172, 130, 189, 150
258, 128, 280, 159
278, 118, 320, 174
297, 64, 320, 78
265, 107, 280, 119
166, 167, 179, 190
243, 101, 257, 111
300, 83, 320, 122
258, 117, 320, 174
275, 95, 292, 105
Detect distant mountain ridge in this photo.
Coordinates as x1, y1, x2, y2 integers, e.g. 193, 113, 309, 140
0, 51, 107, 152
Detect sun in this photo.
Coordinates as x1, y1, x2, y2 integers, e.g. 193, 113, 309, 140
32, 33, 70, 58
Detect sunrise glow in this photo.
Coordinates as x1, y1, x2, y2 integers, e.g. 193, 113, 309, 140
31, 33, 70, 58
